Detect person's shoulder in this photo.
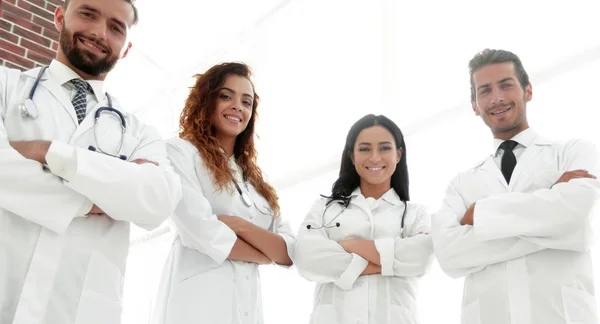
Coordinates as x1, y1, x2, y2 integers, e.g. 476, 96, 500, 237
0, 66, 26, 82
166, 136, 197, 152
532, 133, 596, 158
166, 137, 210, 165
108, 96, 135, 120
406, 201, 431, 216
0, 65, 26, 74
452, 155, 491, 180
406, 201, 425, 210
557, 138, 596, 153
436, 155, 492, 193
309, 195, 333, 211
106, 96, 158, 134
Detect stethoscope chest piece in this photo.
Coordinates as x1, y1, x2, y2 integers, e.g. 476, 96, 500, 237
20, 99, 38, 118
20, 65, 47, 119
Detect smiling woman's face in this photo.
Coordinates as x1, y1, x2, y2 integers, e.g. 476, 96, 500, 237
352, 125, 401, 189
211, 74, 255, 140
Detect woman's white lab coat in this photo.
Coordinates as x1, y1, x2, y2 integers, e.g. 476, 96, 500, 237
295, 188, 433, 324
432, 131, 600, 324
0, 65, 182, 324
150, 137, 296, 324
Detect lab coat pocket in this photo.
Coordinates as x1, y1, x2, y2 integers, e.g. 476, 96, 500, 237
461, 299, 481, 324
169, 265, 234, 324
561, 286, 599, 323
75, 252, 124, 324
309, 305, 339, 324
390, 305, 416, 324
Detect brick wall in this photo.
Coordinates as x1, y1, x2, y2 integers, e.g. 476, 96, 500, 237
0, 0, 63, 71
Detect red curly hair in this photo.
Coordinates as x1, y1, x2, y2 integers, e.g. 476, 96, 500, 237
179, 62, 280, 218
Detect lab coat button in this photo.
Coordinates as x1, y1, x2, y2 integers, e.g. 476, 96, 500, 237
246, 275, 249, 280
244, 312, 248, 316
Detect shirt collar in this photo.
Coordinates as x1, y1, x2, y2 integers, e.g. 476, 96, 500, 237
350, 187, 403, 206
48, 59, 105, 101
492, 128, 537, 155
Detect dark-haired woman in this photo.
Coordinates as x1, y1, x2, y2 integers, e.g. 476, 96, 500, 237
150, 62, 295, 324
295, 114, 433, 324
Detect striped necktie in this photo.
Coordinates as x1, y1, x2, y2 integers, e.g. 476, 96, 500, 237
70, 79, 92, 124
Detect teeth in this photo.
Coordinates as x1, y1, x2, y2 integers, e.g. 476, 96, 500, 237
368, 167, 382, 171
81, 38, 104, 52
225, 115, 241, 122
491, 107, 510, 115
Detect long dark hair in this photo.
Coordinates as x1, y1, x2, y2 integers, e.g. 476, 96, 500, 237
326, 114, 409, 204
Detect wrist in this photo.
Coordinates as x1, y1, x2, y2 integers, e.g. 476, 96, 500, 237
37, 141, 52, 164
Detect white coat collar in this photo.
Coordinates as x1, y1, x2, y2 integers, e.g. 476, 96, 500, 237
473, 128, 553, 169
47, 60, 106, 103
492, 128, 537, 155
479, 128, 553, 189
349, 187, 403, 207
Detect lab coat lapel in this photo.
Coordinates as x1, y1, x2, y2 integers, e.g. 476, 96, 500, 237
509, 137, 550, 190
479, 156, 508, 189
23, 68, 79, 127
70, 102, 103, 143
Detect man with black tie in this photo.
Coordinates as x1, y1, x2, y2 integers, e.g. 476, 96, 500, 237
432, 48, 600, 324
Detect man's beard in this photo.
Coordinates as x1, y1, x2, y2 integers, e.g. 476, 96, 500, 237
59, 24, 119, 77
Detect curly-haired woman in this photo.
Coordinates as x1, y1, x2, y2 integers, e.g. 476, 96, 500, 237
150, 62, 295, 324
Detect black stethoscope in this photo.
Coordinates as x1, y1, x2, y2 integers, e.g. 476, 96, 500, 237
20, 65, 128, 161
307, 197, 408, 238
232, 175, 273, 216
19, 65, 47, 119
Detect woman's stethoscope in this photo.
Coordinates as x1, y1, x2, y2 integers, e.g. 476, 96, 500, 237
232, 175, 273, 216
307, 197, 408, 238
20, 65, 128, 160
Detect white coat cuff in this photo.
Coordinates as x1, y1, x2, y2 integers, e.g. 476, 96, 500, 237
209, 225, 239, 264
334, 253, 368, 290
374, 237, 395, 276
76, 198, 94, 217
275, 233, 295, 269
45, 141, 77, 181
472, 200, 500, 242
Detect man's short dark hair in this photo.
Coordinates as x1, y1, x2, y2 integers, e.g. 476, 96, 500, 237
469, 49, 530, 102
63, 0, 139, 25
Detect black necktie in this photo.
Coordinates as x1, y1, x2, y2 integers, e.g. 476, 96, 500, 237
500, 140, 518, 184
